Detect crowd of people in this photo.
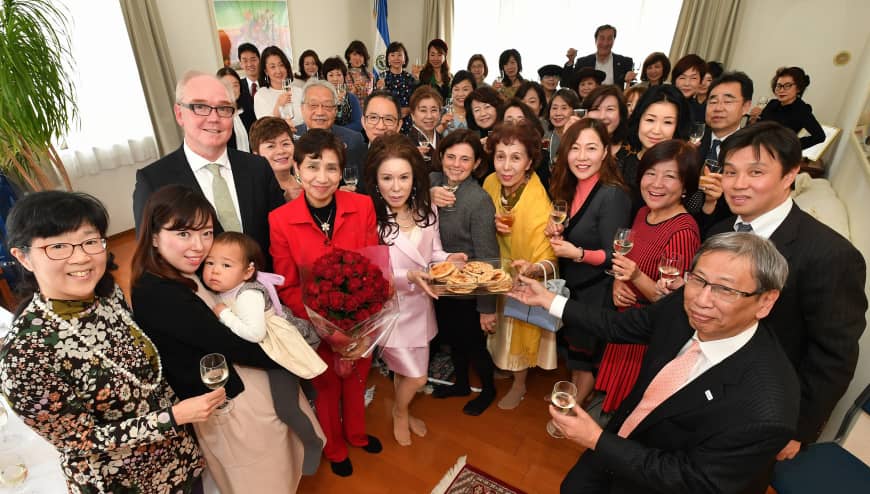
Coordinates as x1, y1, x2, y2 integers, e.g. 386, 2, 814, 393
0, 23, 865, 494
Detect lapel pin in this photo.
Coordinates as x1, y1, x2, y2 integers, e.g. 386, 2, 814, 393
705, 390, 713, 401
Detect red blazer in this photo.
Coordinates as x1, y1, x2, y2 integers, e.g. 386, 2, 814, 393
270, 190, 379, 319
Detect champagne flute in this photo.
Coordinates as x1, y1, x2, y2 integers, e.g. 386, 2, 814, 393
757, 96, 770, 108
689, 122, 705, 145
280, 78, 294, 120
200, 353, 232, 414
549, 200, 568, 238
705, 159, 723, 174
335, 82, 347, 102
605, 228, 634, 276
342, 167, 359, 189
546, 380, 578, 439
657, 252, 682, 287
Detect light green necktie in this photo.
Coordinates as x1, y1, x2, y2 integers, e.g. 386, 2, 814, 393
205, 163, 242, 232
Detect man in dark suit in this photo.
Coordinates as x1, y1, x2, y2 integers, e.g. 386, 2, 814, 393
512, 232, 800, 494
132, 71, 284, 264
236, 43, 259, 131
564, 25, 635, 89
295, 79, 367, 192
706, 121, 867, 460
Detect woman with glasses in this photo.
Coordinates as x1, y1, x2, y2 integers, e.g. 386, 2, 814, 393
322, 56, 363, 132
467, 54, 490, 87
254, 45, 303, 126
1, 191, 223, 492
750, 66, 825, 149
379, 41, 416, 134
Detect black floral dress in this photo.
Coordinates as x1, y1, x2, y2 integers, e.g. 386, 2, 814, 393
0, 286, 203, 493
383, 70, 417, 134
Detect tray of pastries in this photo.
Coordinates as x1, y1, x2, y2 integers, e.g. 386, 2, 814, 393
427, 258, 515, 296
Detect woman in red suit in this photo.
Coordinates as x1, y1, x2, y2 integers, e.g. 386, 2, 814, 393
269, 129, 381, 477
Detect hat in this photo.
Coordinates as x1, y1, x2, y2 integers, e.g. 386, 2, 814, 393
537, 64, 562, 79
564, 67, 606, 90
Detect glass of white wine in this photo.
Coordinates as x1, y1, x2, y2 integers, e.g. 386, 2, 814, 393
280, 79, 294, 120
605, 228, 634, 276
547, 380, 578, 439
658, 252, 682, 287
0, 451, 29, 492
200, 353, 232, 414
549, 200, 568, 238
689, 122, 705, 145
441, 181, 460, 212
342, 167, 359, 190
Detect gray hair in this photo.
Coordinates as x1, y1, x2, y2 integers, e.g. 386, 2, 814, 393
691, 232, 788, 292
302, 78, 338, 104
175, 70, 235, 105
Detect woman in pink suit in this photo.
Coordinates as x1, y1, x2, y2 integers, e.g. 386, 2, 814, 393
269, 129, 382, 477
364, 134, 466, 446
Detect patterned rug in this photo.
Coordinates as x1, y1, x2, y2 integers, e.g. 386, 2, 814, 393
431, 456, 527, 494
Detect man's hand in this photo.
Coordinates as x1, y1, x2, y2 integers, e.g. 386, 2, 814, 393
508, 274, 557, 309
549, 404, 603, 449
566, 47, 578, 65
776, 440, 802, 461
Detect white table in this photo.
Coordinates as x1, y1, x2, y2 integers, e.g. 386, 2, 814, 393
0, 400, 67, 492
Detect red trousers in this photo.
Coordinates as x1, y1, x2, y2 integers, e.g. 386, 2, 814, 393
312, 343, 372, 462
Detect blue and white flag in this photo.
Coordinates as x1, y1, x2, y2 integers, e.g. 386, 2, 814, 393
372, 0, 390, 77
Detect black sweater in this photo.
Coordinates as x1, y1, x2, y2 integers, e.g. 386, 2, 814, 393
760, 98, 825, 149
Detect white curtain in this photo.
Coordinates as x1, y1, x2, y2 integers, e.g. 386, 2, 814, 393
58, 136, 159, 179
669, 0, 743, 65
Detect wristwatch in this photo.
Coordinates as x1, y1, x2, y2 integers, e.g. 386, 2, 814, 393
574, 247, 585, 263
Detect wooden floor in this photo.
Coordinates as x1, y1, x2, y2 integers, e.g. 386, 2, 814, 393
108, 231, 778, 494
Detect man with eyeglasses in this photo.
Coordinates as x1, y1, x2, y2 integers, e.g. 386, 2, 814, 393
133, 71, 284, 266
296, 79, 366, 192
510, 232, 800, 494
360, 90, 402, 143
706, 121, 867, 465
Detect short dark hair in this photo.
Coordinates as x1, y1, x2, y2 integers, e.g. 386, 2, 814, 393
708, 71, 754, 101
706, 61, 724, 80
637, 139, 700, 196
345, 40, 370, 69
215, 67, 242, 103
7, 191, 115, 302
296, 49, 322, 81
719, 121, 802, 175
386, 41, 409, 68
364, 90, 401, 117
258, 46, 293, 87
498, 49, 523, 86
437, 129, 487, 180
293, 129, 347, 171
497, 98, 544, 137
466, 86, 501, 133
771, 66, 811, 97
550, 118, 624, 201
671, 54, 706, 82
641, 52, 671, 83
212, 232, 265, 277
547, 88, 582, 131
485, 122, 542, 171
582, 85, 629, 144
467, 54, 488, 78
249, 116, 293, 152
515, 81, 547, 118
627, 84, 691, 150
451, 70, 477, 92
237, 42, 259, 59
322, 56, 348, 78
595, 24, 617, 38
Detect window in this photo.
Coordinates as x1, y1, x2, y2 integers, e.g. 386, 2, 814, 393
452, 0, 682, 85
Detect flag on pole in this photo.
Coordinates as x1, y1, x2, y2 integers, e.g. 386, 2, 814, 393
372, 0, 390, 77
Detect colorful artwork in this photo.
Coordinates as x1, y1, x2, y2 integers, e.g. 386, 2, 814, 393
211, 0, 293, 67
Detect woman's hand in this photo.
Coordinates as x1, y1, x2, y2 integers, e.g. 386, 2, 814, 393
612, 279, 637, 308
430, 186, 457, 208
699, 170, 723, 201
544, 221, 565, 239
494, 214, 512, 235
171, 388, 227, 425
492, 79, 504, 91
277, 91, 292, 106
440, 112, 454, 129
550, 237, 582, 260
417, 145, 431, 159
749, 105, 762, 124
376, 79, 386, 90
411, 65, 422, 79
446, 252, 468, 263
339, 184, 357, 192
480, 313, 497, 334
408, 270, 438, 299
610, 252, 639, 282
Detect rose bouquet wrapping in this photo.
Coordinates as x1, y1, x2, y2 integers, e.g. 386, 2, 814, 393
301, 245, 399, 376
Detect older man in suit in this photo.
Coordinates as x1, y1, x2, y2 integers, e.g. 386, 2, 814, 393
564, 25, 636, 88
132, 71, 284, 265
706, 122, 867, 461
512, 232, 800, 494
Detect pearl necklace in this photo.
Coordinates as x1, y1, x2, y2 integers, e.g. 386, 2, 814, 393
29, 293, 164, 393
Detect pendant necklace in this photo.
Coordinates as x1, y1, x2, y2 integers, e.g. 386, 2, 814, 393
311, 207, 334, 234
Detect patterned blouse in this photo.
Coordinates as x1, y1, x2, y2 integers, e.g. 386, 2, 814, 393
0, 286, 203, 493
345, 68, 374, 100
383, 70, 417, 134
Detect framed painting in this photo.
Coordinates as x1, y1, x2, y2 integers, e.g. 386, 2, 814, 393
210, 0, 293, 68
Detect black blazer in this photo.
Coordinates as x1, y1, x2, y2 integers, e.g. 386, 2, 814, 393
237, 78, 257, 131
131, 272, 281, 400
566, 53, 634, 88
708, 205, 867, 442
132, 146, 285, 266
559, 292, 800, 494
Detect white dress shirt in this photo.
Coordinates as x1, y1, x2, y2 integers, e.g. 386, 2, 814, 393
183, 142, 243, 227
253, 86, 304, 126
734, 198, 793, 239
595, 54, 614, 85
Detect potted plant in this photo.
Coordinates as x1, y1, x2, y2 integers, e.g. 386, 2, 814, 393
0, 0, 77, 191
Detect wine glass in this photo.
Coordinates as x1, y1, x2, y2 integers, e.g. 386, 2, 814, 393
546, 381, 578, 439
200, 353, 232, 414
605, 228, 634, 276
689, 122, 706, 145
279, 79, 294, 120
549, 200, 568, 238
657, 252, 682, 287
417, 138, 432, 162
757, 96, 770, 108
335, 82, 347, 102
342, 168, 359, 189
573, 108, 587, 118
0, 451, 29, 492
442, 180, 460, 212
705, 159, 723, 174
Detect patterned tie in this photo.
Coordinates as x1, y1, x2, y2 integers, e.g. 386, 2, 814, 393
735, 222, 753, 232
706, 139, 721, 162
251, 81, 258, 97
618, 340, 702, 438
205, 163, 242, 232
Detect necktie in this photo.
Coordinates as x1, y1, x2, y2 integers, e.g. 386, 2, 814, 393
735, 222, 753, 232
251, 81, 258, 97
205, 163, 242, 232
618, 340, 702, 438
706, 139, 721, 162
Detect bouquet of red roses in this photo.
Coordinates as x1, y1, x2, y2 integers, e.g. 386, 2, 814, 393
301, 245, 398, 376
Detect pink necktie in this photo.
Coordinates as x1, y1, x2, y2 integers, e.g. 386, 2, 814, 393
251, 82, 258, 97
618, 340, 702, 438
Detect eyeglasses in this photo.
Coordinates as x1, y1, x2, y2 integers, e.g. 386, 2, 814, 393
28, 237, 108, 260
178, 102, 235, 118
774, 82, 795, 91
683, 271, 761, 302
364, 114, 399, 126
305, 102, 337, 111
